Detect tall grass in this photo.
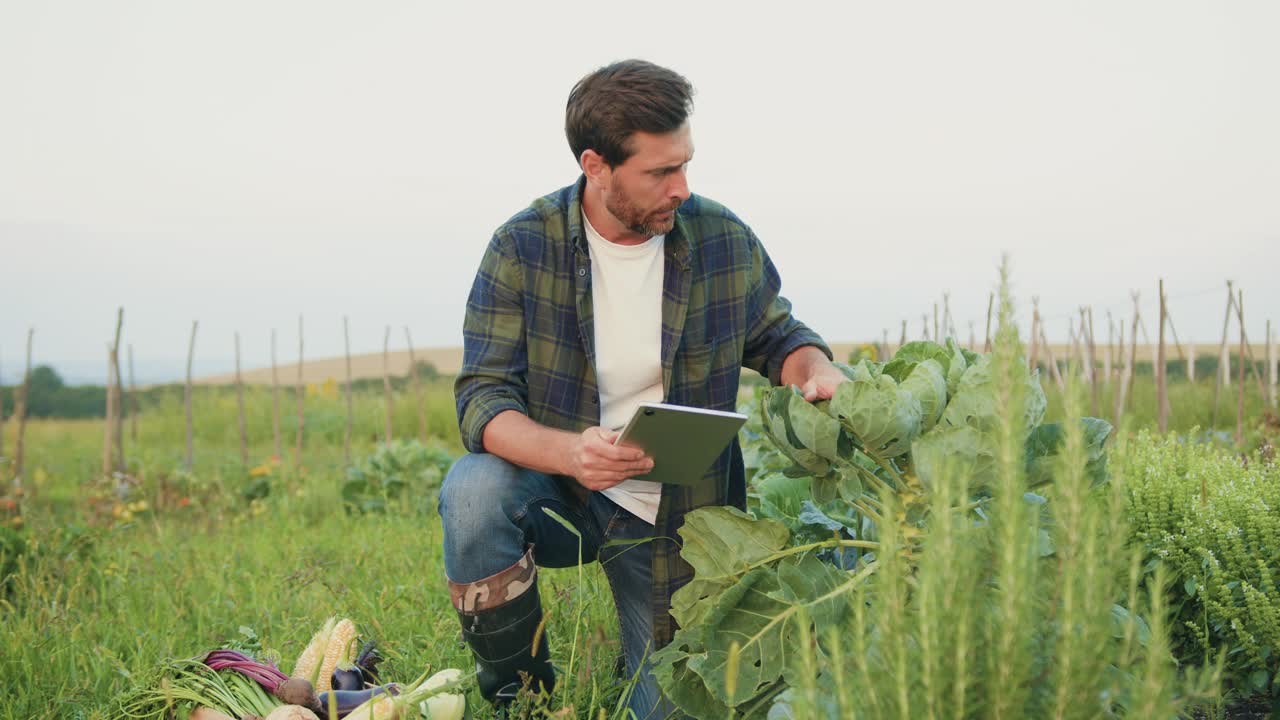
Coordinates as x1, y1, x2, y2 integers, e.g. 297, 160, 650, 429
0, 388, 630, 719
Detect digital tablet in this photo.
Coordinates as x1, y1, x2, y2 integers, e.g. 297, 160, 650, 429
613, 402, 748, 486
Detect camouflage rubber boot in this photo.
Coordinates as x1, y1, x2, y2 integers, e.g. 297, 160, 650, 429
449, 547, 556, 706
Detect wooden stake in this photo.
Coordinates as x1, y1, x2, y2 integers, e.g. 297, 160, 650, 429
1232, 289, 1269, 399
933, 302, 940, 343
0, 351, 5, 461
1104, 311, 1114, 381
343, 317, 353, 465
1028, 298, 1041, 370
382, 325, 393, 445
881, 329, 890, 362
1212, 283, 1234, 427
128, 344, 138, 443
1040, 325, 1065, 392
110, 308, 124, 473
234, 332, 247, 467
12, 330, 33, 486
405, 326, 427, 443
1085, 306, 1099, 417
1187, 342, 1196, 383
899, 320, 907, 350
271, 329, 281, 459
294, 315, 304, 470
102, 345, 115, 477
1157, 279, 1168, 433
184, 320, 197, 472
1268, 320, 1277, 408
1237, 290, 1246, 446
943, 293, 956, 341
1114, 323, 1127, 425
983, 292, 994, 353
1124, 294, 1141, 412
968, 321, 976, 352
922, 313, 930, 342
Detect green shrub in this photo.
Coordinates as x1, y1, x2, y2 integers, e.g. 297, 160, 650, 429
1123, 432, 1280, 701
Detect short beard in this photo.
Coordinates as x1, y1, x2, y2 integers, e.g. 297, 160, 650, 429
605, 183, 679, 238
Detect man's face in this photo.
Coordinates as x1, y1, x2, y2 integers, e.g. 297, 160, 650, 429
603, 123, 694, 238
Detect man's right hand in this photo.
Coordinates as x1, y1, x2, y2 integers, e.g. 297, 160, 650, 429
565, 427, 654, 491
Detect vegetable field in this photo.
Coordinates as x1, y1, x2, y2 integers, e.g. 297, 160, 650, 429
2, 287, 1279, 719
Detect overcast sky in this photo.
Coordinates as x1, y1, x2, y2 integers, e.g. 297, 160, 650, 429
3, 1, 1277, 384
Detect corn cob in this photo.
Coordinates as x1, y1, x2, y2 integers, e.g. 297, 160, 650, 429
290, 616, 337, 686
315, 618, 359, 693
342, 692, 397, 720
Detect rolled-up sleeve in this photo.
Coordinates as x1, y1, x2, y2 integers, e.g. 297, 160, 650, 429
740, 229, 832, 385
454, 232, 529, 453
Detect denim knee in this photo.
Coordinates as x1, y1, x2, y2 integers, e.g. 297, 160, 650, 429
439, 453, 534, 583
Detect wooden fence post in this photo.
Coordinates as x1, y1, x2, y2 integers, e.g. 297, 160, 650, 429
983, 292, 994, 353
899, 320, 907, 350
0, 351, 5, 461
1085, 306, 1099, 417
271, 329, 281, 460
1268, 320, 1276, 409
184, 321, 197, 472
128, 344, 138, 443
1114, 323, 1127, 424
1237, 290, 1246, 446
1123, 294, 1141, 412
933, 302, 940, 343
1105, 311, 1114, 381
382, 326, 393, 445
111, 308, 124, 472
1040, 325, 1065, 393
405, 326, 428, 443
294, 315, 304, 471
103, 345, 115, 477
343, 317, 353, 466
922, 313, 929, 342
234, 332, 247, 467
1028, 298, 1041, 370
1212, 283, 1234, 427
1157, 279, 1168, 433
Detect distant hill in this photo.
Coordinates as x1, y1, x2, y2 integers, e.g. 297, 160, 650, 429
191, 341, 1258, 386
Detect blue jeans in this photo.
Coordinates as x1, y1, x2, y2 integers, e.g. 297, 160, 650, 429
438, 453, 676, 719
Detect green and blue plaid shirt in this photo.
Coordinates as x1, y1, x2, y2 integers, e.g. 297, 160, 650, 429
454, 176, 830, 645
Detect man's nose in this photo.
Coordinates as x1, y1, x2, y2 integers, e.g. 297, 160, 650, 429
668, 169, 691, 203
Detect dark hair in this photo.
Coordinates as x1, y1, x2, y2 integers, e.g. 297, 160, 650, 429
565, 59, 694, 168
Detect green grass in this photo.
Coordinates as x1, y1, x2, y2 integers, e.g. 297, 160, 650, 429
0, 385, 628, 719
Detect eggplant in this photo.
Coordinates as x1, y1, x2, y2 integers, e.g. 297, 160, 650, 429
330, 665, 365, 692
316, 683, 400, 718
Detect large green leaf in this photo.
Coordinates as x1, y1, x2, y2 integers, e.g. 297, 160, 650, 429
651, 635, 734, 719
940, 355, 1046, 434
829, 361, 923, 459
899, 358, 947, 431
689, 556, 867, 707
761, 387, 834, 477
944, 338, 969, 396
1024, 417, 1113, 488
751, 472, 811, 520
912, 424, 998, 491
786, 388, 841, 461
671, 577, 736, 629
678, 506, 791, 582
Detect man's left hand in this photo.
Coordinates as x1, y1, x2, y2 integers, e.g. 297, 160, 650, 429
799, 362, 848, 401
781, 345, 850, 401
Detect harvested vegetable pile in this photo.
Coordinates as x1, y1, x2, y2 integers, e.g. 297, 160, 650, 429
113, 618, 466, 720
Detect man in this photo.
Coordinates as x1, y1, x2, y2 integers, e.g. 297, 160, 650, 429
440, 59, 847, 718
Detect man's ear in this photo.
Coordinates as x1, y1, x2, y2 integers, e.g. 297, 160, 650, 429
580, 149, 610, 188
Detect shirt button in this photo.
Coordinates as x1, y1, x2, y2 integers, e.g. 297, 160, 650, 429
577, 267, 587, 277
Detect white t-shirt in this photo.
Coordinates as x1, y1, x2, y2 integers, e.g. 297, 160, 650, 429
582, 210, 665, 524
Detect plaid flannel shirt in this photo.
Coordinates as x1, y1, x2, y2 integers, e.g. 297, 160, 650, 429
454, 176, 831, 646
